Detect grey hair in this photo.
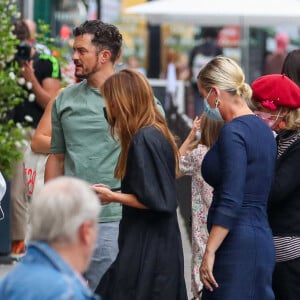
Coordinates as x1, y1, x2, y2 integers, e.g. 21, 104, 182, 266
29, 176, 100, 244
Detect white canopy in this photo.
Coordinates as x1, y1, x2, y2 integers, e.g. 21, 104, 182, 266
126, 0, 300, 81
126, 0, 300, 27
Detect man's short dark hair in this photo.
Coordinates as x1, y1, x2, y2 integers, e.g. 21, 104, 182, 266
73, 20, 123, 63
13, 20, 30, 41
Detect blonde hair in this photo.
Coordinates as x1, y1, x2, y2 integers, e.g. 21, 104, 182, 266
284, 108, 300, 130
197, 56, 252, 104
101, 69, 179, 179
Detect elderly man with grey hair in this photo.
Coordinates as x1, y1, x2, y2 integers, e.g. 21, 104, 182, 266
0, 176, 101, 300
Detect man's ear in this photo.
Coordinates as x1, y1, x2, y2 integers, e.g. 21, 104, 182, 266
101, 49, 111, 63
78, 220, 95, 245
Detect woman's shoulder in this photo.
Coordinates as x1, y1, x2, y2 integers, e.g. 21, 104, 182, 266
136, 125, 161, 138
133, 126, 166, 148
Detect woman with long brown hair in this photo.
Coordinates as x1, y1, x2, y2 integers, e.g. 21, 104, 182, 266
93, 69, 187, 300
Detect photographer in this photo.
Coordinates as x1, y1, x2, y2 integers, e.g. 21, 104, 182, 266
13, 19, 61, 127
10, 19, 61, 258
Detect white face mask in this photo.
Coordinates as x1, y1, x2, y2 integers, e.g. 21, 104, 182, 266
255, 109, 283, 128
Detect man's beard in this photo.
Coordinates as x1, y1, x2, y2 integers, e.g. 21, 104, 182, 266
75, 72, 88, 79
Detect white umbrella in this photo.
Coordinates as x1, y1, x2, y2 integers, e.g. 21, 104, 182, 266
125, 0, 300, 27
126, 0, 300, 80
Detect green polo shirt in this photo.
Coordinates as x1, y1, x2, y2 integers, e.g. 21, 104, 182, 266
51, 80, 121, 222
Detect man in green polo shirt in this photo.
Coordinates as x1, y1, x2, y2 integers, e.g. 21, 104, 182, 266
45, 20, 123, 291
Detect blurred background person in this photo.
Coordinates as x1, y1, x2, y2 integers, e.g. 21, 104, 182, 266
0, 176, 101, 300
188, 27, 223, 116
263, 32, 290, 75
198, 57, 276, 300
281, 48, 300, 86
10, 19, 61, 259
164, 48, 178, 115
24, 19, 51, 55
178, 114, 223, 300
251, 74, 300, 300
126, 55, 146, 76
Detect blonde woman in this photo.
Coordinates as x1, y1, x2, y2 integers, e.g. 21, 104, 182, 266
93, 69, 187, 300
197, 57, 276, 300
178, 115, 223, 299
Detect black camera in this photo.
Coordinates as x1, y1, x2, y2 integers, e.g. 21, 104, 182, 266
15, 42, 32, 62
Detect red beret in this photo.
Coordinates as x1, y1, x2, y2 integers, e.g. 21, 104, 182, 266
251, 74, 300, 110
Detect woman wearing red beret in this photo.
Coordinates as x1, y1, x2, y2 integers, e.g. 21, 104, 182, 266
252, 73, 300, 300
197, 56, 277, 300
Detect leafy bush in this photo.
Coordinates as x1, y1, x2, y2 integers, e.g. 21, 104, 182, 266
0, 0, 28, 178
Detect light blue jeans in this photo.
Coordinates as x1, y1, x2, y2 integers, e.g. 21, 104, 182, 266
84, 222, 119, 291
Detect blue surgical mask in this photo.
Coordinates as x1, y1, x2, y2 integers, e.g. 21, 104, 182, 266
203, 89, 223, 121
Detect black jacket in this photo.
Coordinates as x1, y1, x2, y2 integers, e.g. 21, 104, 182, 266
268, 136, 300, 235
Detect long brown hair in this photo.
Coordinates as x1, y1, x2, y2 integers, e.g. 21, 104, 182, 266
188, 114, 223, 151
200, 114, 223, 148
101, 69, 179, 179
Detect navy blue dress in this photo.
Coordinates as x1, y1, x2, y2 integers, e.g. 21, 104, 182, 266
96, 126, 187, 300
201, 115, 276, 300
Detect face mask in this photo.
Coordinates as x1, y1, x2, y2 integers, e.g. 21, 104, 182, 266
255, 110, 282, 128
203, 89, 223, 121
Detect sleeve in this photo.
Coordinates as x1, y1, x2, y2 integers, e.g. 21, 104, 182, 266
50, 97, 65, 154
122, 133, 177, 213
212, 125, 247, 229
179, 145, 207, 176
268, 144, 300, 206
34, 55, 61, 81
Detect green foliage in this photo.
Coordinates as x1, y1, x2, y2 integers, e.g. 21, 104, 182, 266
0, 0, 28, 179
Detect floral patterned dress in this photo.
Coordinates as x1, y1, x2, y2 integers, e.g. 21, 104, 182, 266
179, 144, 213, 297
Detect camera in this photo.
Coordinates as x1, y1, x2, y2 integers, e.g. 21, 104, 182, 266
15, 42, 31, 62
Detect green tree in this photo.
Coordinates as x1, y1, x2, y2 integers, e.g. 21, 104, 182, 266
0, 0, 28, 178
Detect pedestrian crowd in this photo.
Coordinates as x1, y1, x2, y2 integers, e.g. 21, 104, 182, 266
0, 18, 300, 300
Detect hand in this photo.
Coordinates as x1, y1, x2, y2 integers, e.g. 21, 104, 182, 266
193, 115, 201, 131
189, 116, 201, 139
92, 184, 113, 205
20, 61, 35, 83
200, 249, 218, 292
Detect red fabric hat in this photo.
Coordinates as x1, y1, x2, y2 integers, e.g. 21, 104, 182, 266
251, 74, 300, 110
